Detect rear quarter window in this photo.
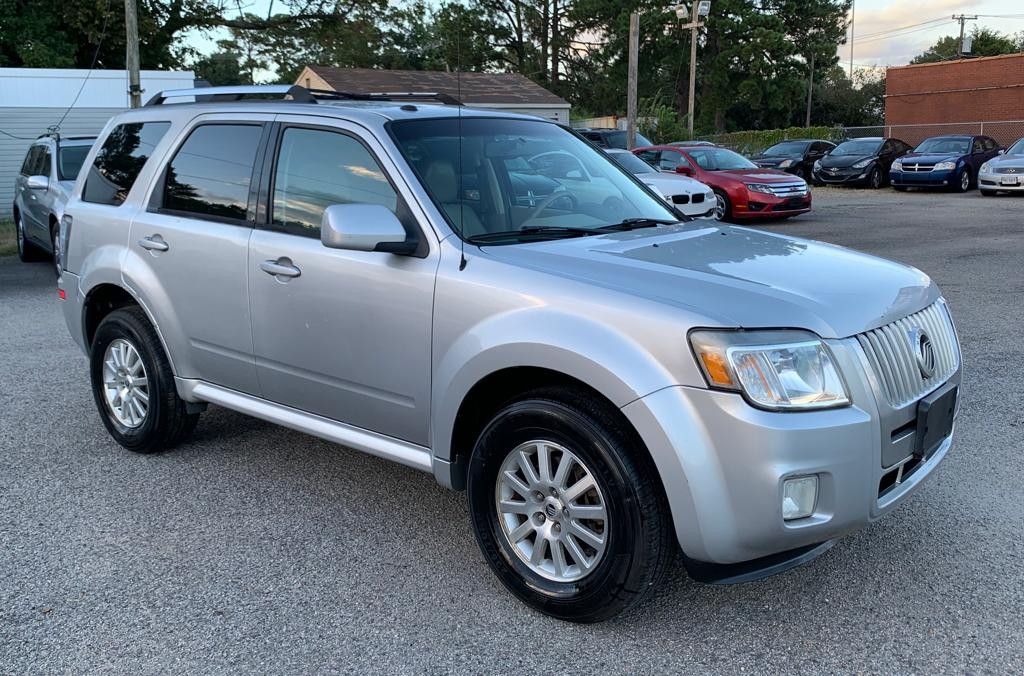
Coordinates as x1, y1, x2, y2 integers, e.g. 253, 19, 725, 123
83, 121, 171, 206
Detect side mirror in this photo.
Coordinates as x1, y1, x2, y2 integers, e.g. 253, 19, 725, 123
675, 165, 694, 176
26, 175, 49, 190
999, 149, 1006, 155
321, 203, 415, 254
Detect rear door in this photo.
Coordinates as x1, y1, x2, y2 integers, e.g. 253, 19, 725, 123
23, 144, 52, 241
125, 113, 270, 395
247, 116, 437, 445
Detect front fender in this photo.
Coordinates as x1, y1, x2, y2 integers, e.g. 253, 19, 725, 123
431, 307, 680, 474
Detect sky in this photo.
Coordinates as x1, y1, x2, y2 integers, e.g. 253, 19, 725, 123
186, 0, 1024, 77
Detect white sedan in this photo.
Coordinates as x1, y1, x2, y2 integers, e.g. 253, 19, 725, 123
979, 137, 1024, 195
603, 148, 716, 218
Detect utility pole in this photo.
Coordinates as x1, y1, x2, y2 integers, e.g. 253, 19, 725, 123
124, 0, 142, 108
804, 52, 815, 128
953, 14, 977, 58
849, 0, 855, 78
683, 2, 710, 138
626, 12, 639, 149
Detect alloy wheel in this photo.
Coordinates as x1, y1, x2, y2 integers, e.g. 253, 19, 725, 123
495, 440, 608, 582
961, 171, 970, 191
714, 193, 727, 220
51, 227, 61, 277
102, 338, 150, 428
16, 215, 25, 257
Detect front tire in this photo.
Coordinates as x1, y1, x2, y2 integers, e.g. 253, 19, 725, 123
954, 168, 971, 193
90, 307, 199, 453
980, 189, 997, 196
867, 166, 882, 189
712, 190, 732, 222
467, 388, 673, 623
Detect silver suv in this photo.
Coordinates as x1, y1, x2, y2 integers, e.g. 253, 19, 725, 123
13, 133, 95, 274
57, 86, 961, 622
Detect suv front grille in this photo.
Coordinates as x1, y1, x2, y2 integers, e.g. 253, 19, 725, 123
855, 301, 959, 408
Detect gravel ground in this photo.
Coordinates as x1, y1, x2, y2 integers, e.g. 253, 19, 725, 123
1, 188, 1022, 673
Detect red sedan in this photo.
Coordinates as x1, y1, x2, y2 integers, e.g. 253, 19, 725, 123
634, 144, 812, 222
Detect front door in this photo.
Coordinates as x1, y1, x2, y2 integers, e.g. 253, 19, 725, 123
248, 117, 437, 445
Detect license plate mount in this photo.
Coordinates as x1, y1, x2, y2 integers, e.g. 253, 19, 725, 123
1000, 175, 1019, 185
915, 383, 957, 458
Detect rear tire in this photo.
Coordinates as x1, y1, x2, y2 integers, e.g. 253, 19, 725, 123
467, 387, 674, 623
89, 307, 199, 453
50, 223, 61, 277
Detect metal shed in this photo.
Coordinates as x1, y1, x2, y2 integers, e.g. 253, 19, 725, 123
1, 68, 195, 218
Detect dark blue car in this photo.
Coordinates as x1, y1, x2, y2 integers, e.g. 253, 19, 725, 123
890, 135, 1003, 192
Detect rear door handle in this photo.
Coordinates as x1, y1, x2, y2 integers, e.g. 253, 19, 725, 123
139, 235, 169, 252
260, 258, 301, 279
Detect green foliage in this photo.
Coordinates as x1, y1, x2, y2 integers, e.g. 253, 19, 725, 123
700, 126, 844, 156
911, 27, 1023, 64
192, 51, 246, 86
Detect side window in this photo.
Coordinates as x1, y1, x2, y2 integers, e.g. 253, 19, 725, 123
83, 121, 171, 206
38, 147, 52, 177
581, 132, 603, 145
20, 146, 41, 175
161, 124, 262, 222
271, 127, 398, 238
880, 140, 894, 155
637, 150, 660, 165
659, 151, 687, 171
983, 137, 997, 151
972, 138, 984, 153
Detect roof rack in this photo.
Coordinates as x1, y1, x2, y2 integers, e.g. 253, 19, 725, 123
144, 84, 461, 107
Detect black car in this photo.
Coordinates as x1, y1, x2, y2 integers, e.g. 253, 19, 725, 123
577, 127, 654, 149
753, 139, 835, 180
812, 137, 913, 188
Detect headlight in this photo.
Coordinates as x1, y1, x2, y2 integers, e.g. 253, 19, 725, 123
980, 161, 991, 173
934, 161, 957, 171
778, 159, 793, 168
689, 330, 850, 410
852, 158, 873, 169
892, 160, 903, 171
813, 160, 821, 170
746, 183, 775, 194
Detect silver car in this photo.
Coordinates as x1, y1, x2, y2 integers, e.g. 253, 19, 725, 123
13, 134, 95, 274
979, 137, 1024, 195
57, 86, 961, 622
604, 148, 716, 218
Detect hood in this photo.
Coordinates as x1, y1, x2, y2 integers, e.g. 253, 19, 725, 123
982, 153, 1024, 168
819, 154, 874, 169
898, 152, 961, 165
754, 155, 800, 164
480, 224, 937, 339
638, 173, 712, 196
715, 168, 803, 183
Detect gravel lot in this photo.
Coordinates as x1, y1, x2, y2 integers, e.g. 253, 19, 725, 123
2, 188, 1022, 673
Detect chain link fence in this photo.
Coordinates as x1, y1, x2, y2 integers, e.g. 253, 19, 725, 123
699, 121, 1024, 156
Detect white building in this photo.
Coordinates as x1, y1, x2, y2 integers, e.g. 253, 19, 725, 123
1, 68, 195, 217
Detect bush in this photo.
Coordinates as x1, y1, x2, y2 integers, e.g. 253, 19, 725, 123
698, 126, 845, 156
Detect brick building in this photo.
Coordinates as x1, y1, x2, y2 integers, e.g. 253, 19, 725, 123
884, 53, 1024, 145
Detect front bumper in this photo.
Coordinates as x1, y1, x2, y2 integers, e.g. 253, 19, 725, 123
621, 338, 958, 566
979, 172, 1024, 191
890, 168, 956, 187
733, 192, 812, 219
814, 167, 869, 185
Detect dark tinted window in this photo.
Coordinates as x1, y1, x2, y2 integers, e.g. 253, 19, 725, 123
658, 150, 690, 171
983, 137, 997, 151
83, 122, 170, 206
38, 147, 52, 176
271, 127, 397, 237
637, 150, 659, 164
162, 124, 261, 222
20, 146, 42, 175
57, 144, 91, 180
972, 138, 984, 153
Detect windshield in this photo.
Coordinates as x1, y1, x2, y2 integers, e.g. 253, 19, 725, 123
389, 118, 677, 242
914, 138, 970, 155
58, 144, 91, 180
762, 141, 809, 157
607, 151, 657, 175
832, 139, 882, 156
599, 130, 653, 149
685, 147, 757, 170
1007, 139, 1024, 155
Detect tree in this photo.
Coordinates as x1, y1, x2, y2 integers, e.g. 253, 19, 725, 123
192, 50, 246, 86
911, 26, 1022, 64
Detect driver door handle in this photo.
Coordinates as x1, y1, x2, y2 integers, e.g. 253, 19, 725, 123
139, 235, 169, 252
260, 258, 301, 279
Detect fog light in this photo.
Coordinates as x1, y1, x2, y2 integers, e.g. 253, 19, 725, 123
782, 475, 818, 520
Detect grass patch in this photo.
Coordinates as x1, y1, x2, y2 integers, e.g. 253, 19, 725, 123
0, 219, 16, 257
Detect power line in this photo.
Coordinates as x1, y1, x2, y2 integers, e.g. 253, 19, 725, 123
855, 19, 955, 45
855, 16, 950, 41
54, 0, 115, 130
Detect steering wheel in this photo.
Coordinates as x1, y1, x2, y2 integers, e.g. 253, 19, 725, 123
526, 190, 578, 221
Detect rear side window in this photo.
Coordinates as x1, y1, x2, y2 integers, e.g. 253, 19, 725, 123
161, 124, 262, 223
270, 127, 398, 238
83, 122, 170, 206
972, 138, 984, 153
57, 145, 91, 181
983, 137, 997, 151
38, 147, 52, 176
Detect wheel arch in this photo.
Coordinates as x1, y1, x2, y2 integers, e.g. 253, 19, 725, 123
81, 280, 178, 378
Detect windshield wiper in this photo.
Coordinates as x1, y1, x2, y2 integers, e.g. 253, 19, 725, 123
593, 217, 679, 232
465, 225, 600, 243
